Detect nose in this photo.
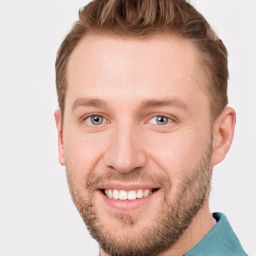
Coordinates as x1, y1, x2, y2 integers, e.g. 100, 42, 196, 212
103, 123, 147, 174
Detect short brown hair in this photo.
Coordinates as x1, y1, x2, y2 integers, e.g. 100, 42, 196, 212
56, 0, 228, 120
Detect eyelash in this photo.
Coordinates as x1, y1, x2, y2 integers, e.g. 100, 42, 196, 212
82, 114, 110, 126
148, 115, 174, 125
82, 114, 176, 126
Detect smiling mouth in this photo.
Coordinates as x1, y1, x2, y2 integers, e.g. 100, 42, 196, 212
100, 188, 159, 200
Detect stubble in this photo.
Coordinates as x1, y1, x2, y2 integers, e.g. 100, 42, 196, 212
66, 142, 213, 256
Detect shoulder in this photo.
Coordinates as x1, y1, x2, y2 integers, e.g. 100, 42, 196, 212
185, 212, 248, 256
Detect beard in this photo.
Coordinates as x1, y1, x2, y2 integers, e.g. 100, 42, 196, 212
66, 142, 213, 256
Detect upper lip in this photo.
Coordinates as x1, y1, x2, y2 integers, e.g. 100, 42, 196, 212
97, 183, 159, 191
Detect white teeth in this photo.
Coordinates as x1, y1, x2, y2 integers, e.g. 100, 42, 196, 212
108, 189, 113, 199
143, 189, 150, 197
136, 189, 143, 199
113, 189, 119, 200
119, 190, 128, 200
104, 188, 154, 200
127, 190, 137, 200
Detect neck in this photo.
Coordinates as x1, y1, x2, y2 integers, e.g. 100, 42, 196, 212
158, 202, 216, 256
100, 202, 216, 256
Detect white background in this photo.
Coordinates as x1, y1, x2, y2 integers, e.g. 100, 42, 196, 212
0, 0, 255, 255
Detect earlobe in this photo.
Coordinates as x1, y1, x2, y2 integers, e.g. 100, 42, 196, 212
54, 109, 66, 166
211, 107, 236, 166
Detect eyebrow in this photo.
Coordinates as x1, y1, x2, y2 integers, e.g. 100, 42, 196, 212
72, 97, 189, 112
72, 97, 108, 112
140, 97, 189, 111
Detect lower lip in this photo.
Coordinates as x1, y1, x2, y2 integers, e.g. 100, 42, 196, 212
98, 190, 158, 211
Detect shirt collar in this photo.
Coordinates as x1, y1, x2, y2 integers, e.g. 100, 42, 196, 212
184, 212, 247, 256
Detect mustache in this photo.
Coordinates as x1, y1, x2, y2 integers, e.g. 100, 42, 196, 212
85, 169, 169, 191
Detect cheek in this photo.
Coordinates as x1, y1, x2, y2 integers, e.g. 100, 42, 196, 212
63, 129, 106, 176
144, 129, 209, 179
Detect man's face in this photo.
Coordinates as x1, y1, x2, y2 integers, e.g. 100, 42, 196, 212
58, 33, 214, 255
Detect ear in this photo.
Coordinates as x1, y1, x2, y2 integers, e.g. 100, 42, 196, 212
211, 107, 236, 166
54, 109, 65, 166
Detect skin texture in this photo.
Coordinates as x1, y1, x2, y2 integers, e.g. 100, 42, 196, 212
55, 33, 236, 256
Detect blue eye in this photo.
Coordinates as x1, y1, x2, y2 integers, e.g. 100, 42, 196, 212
149, 115, 170, 125
88, 115, 104, 125
156, 116, 169, 125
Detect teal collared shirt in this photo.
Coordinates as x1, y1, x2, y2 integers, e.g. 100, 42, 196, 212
185, 212, 247, 256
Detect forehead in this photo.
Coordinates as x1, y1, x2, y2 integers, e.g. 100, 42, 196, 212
66, 33, 209, 112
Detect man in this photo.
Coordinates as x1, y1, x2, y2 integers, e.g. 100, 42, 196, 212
54, 0, 247, 255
